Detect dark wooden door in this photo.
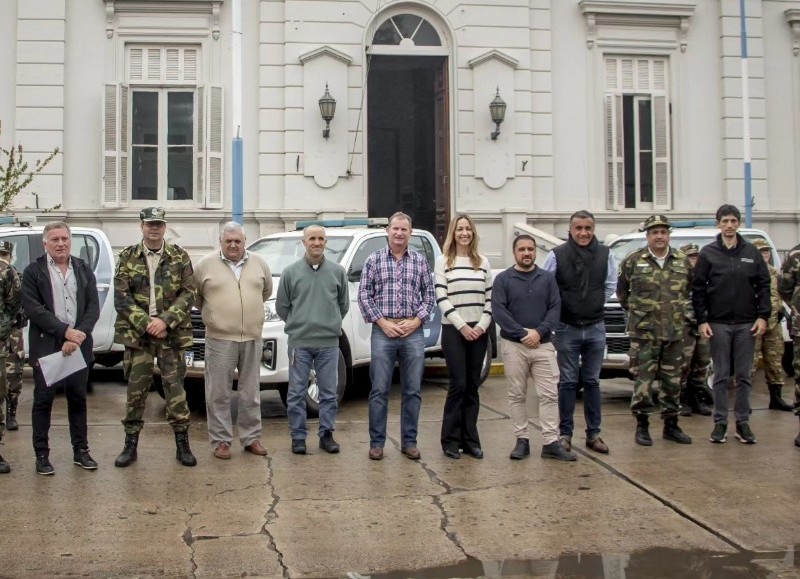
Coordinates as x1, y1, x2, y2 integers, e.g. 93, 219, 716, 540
433, 59, 450, 247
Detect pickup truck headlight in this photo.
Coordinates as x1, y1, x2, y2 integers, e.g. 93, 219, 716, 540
264, 300, 281, 322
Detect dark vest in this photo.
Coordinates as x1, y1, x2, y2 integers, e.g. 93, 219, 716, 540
552, 241, 609, 325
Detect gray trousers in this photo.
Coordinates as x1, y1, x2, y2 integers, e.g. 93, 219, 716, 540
709, 322, 756, 424
204, 337, 263, 447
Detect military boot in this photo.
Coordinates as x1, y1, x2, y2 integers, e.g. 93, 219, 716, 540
175, 431, 197, 467
114, 433, 139, 468
691, 385, 713, 416
0, 438, 9, 474
635, 414, 652, 446
679, 390, 692, 417
663, 416, 693, 444
795, 416, 800, 448
767, 384, 793, 411
6, 395, 18, 431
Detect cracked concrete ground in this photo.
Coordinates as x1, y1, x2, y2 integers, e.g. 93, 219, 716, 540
0, 367, 798, 577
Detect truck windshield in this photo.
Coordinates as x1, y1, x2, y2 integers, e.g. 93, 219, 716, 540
248, 236, 352, 275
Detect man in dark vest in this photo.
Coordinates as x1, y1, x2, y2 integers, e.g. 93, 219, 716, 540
543, 210, 617, 454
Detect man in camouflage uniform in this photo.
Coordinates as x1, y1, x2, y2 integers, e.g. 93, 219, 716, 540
679, 243, 712, 417
0, 242, 22, 473
617, 214, 693, 446
0, 242, 25, 431
752, 238, 793, 411
113, 207, 197, 467
778, 240, 800, 447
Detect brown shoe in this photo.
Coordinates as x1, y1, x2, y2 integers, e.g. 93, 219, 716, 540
401, 446, 421, 460
244, 440, 268, 456
368, 447, 384, 460
586, 436, 609, 454
213, 442, 231, 460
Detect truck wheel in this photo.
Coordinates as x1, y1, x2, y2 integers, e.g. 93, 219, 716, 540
783, 341, 795, 377
277, 349, 348, 418
479, 348, 492, 385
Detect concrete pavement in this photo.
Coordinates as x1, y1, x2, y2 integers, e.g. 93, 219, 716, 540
0, 369, 797, 577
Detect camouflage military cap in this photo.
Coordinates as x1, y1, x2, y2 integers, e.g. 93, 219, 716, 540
140, 206, 167, 223
752, 238, 772, 250
641, 214, 671, 231
680, 243, 699, 256
0, 241, 13, 255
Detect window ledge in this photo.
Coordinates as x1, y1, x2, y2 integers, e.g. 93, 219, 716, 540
579, 0, 696, 52
103, 0, 222, 38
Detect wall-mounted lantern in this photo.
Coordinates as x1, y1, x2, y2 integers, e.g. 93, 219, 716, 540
319, 83, 336, 139
489, 87, 507, 140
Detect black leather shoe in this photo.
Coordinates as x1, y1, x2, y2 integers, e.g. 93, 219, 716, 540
291, 439, 307, 455
443, 448, 460, 459
73, 449, 98, 470
36, 455, 54, 476
319, 433, 340, 454
541, 441, 577, 461
509, 438, 530, 460
462, 445, 483, 459
0, 453, 10, 474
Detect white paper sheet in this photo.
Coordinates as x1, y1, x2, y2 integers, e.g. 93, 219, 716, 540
37, 350, 87, 387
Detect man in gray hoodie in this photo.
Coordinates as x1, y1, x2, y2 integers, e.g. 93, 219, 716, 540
276, 225, 349, 454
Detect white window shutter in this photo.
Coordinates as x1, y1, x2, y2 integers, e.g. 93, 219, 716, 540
166, 48, 180, 82
653, 94, 671, 210
129, 48, 143, 82
605, 94, 625, 210
183, 48, 198, 82
102, 83, 121, 207
119, 85, 129, 204
204, 85, 224, 208
196, 86, 205, 205
147, 48, 162, 81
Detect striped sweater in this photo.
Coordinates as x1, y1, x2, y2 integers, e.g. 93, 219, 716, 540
434, 255, 493, 330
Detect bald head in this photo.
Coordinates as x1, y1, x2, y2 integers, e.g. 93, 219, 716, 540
302, 225, 327, 264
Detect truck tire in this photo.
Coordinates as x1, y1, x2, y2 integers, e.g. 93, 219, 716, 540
277, 349, 348, 418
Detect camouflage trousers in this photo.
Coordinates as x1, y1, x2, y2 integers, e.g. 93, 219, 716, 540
0, 351, 7, 438
680, 333, 711, 390
122, 343, 190, 434
753, 322, 784, 385
5, 328, 24, 402
793, 337, 800, 416
629, 338, 682, 416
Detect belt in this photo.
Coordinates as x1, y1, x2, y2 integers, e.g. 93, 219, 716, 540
385, 317, 414, 323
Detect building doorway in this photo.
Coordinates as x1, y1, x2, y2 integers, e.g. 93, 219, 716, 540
367, 55, 450, 245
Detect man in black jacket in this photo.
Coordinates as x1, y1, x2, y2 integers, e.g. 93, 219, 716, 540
23, 222, 100, 475
693, 205, 770, 445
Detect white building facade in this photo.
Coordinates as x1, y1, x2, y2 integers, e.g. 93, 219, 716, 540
2, 0, 800, 264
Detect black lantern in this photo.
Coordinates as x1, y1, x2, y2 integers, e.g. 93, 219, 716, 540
318, 83, 336, 139
489, 87, 507, 140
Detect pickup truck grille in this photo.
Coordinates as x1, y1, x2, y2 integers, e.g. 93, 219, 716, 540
190, 309, 206, 362
604, 305, 627, 334
606, 336, 630, 355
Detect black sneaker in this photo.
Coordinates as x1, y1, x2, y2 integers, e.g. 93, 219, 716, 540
73, 449, 98, 470
735, 422, 756, 444
36, 455, 54, 476
319, 433, 340, 454
541, 441, 577, 461
709, 422, 727, 444
291, 439, 307, 455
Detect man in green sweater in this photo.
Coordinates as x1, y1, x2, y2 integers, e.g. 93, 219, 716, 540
276, 225, 349, 454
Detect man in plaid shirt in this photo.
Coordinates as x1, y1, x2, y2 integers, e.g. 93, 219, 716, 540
358, 212, 436, 461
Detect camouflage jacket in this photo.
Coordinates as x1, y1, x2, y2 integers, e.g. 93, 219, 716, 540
617, 247, 692, 342
114, 242, 196, 349
765, 263, 781, 327
0, 261, 22, 344
779, 244, 800, 336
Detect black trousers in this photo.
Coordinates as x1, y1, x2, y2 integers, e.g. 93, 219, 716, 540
32, 363, 90, 456
440, 324, 488, 451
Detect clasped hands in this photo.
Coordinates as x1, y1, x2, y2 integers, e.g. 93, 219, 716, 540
521, 328, 542, 349
378, 316, 422, 338
146, 317, 168, 340
62, 328, 86, 356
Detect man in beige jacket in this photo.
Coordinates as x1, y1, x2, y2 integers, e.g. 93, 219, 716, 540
194, 222, 272, 459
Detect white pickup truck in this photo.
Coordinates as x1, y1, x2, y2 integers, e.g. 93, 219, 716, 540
181, 219, 493, 415
0, 216, 123, 376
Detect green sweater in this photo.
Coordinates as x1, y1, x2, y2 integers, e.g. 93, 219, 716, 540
275, 257, 349, 348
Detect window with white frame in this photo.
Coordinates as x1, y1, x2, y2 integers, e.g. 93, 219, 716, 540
103, 45, 223, 208
604, 56, 671, 210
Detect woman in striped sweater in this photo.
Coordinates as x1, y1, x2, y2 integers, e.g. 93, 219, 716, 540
434, 215, 493, 459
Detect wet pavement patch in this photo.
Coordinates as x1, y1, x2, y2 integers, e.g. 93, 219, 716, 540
361, 546, 798, 578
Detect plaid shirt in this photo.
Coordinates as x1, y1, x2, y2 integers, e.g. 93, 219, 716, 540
358, 246, 435, 324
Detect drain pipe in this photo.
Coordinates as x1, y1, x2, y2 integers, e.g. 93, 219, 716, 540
231, 0, 244, 224
740, 0, 753, 228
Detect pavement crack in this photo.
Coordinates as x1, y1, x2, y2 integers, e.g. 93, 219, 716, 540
213, 482, 263, 496
260, 454, 289, 577
181, 510, 198, 578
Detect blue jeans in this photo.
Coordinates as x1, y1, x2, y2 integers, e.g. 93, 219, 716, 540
287, 346, 339, 440
555, 321, 605, 439
368, 325, 425, 448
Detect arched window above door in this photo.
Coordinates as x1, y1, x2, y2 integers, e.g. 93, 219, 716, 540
373, 14, 441, 47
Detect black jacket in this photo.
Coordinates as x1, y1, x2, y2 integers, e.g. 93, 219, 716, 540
692, 233, 770, 325
22, 255, 100, 364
